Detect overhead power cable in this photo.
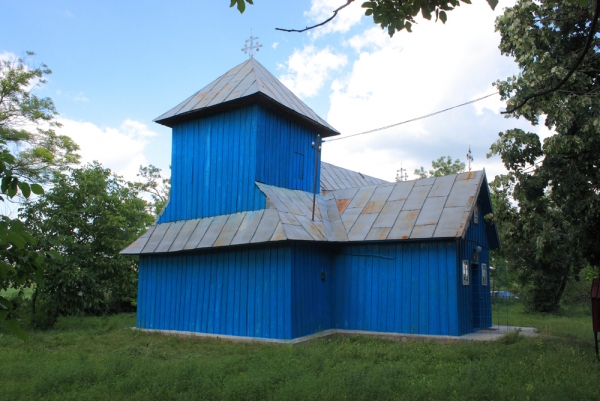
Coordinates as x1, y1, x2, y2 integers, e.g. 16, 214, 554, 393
324, 92, 499, 143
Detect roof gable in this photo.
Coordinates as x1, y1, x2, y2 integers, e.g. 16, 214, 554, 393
154, 58, 339, 136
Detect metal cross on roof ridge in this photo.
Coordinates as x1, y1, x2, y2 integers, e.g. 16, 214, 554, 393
467, 146, 473, 172
242, 31, 262, 59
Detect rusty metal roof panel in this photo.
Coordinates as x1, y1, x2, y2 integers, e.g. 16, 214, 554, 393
372, 200, 404, 228
362, 185, 394, 214
169, 220, 200, 252
120, 225, 155, 254
403, 184, 432, 210
409, 224, 436, 239
365, 227, 392, 241
141, 223, 171, 253
278, 211, 301, 225
250, 209, 280, 243
155, 220, 186, 253
270, 222, 287, 241
348, 213, 378, 241
347, 186, 377, 209
198, 215, 229, 248
414, 177, 436, 187
415, 197, 447, 226
456, 170, 482, 181
446, 178, 480, 208
295, 215, 327, 241
230, 210, 264, 245
332, 186, 360, 202
213, 212, 246, 247
388, 210, 420, 240
183, 217, 214, 250
341, 207, 362, 232
429, 175, 456, 198
433, 207, 469, 238
282, 223, 313, 241
388, 181, 415, 202
330, 218, 349, 241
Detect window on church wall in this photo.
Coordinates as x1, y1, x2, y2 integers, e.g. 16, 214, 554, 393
462, 260, 469, 285
482, 263, 488, 286
474, 202, 479, 225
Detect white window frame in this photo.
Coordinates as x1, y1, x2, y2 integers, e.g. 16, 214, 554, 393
482, 263, 488, 286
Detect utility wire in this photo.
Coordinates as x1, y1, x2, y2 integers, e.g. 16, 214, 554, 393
324, 92, 499, 143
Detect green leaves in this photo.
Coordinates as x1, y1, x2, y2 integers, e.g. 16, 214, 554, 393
486, 0, 498, 10
19, 162, 154, 322
229, 0, 253, 13
359, 0, 494, 36
491, 0, 600, 311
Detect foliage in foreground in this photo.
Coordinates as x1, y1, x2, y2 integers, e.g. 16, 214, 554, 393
0, 52, 79, 337
1, 308, 598, 401
488, 0, 600, 313
19, 163, 153, 327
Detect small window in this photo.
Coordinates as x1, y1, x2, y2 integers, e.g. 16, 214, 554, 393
462, 260, 470, 286
474, 202, 479, 225
482, 264, 488, 286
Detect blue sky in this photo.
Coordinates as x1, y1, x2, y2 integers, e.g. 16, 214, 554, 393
2, 0, 549, 183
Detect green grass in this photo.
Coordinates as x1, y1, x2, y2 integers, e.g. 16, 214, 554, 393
1, 308, 599, 401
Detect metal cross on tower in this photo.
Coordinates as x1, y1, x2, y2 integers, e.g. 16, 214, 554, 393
242, 31, 262, 59
466, 146, 473, 172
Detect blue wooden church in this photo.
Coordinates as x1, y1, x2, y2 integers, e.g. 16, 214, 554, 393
122, 58, 500, 340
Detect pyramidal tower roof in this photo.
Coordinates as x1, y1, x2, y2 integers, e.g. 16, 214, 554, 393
154, 58, 340, 137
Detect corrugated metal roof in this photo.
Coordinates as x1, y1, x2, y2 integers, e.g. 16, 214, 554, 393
154, 58, 339, 137
122, 169, 495, 255
320, 162, 389, 191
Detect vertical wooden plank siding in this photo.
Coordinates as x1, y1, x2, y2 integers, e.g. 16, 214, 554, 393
158, 105, 265, 223
137, 245, 292, 339
290, 243, 333, 338
456, 194, 492, 335
255, 106, 321, 193
332, 242, 459, 336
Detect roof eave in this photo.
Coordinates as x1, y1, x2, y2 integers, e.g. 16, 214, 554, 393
154, 93, 340, 138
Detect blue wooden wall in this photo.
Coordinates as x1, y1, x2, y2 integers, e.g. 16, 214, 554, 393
331, 242, 460, 336
137, 245, 292, 339
158, 104, 321, 223
456, 195, 493, 335
256, 106, 321, 193
290, 243, 333, 338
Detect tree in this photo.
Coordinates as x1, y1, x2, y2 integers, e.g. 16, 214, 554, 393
487, 0, 600, 312
0, 52, 77, 338
413, 155, 465, 179
0, 52, 80, 185
20, 162, 154, 326
232, 0, 498, 34
136, 164, 170, 216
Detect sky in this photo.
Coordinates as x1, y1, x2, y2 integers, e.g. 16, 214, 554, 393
2, 0, 552, 184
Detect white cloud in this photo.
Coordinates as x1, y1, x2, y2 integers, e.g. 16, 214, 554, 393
305, 0, 365, 38
318, 1, 530, 182
56, 118, 158, 181
72, 92, 89, 102
272, 42, 279, 49
279, 45, 347, 98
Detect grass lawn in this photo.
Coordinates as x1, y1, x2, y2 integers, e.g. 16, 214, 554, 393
1, 305, 599, 401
